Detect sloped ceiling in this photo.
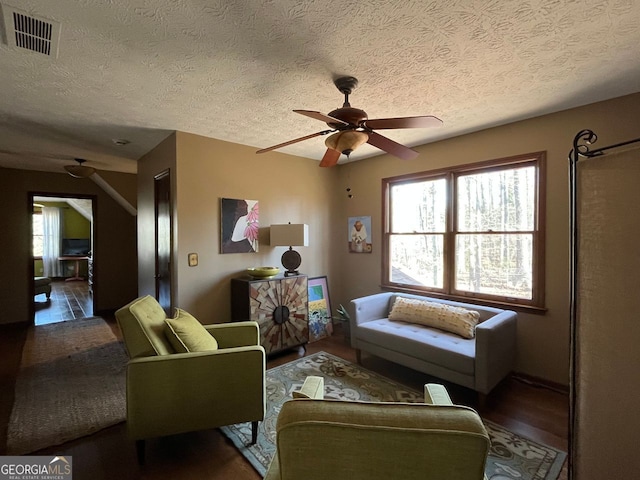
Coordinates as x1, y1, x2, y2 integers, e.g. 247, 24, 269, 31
0, 0, 639, 175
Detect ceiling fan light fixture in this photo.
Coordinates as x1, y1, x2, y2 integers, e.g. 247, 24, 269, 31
325, 130, 369, 156
64, 158, 96, 178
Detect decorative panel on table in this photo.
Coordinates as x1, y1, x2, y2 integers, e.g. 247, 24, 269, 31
231, 275, 308, 354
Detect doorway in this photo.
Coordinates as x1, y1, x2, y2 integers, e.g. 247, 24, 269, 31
30, 194, 96, 325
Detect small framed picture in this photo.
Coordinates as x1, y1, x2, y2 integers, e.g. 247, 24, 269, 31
348, 216, 372, 253
308, 276, 333, 342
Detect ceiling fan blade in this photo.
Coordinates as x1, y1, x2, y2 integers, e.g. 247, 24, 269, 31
319, 148, 341, 168
363, 115, 443, 130
256, 130, 334, 154
294, 110, 349, 126
366, 131, 419, 160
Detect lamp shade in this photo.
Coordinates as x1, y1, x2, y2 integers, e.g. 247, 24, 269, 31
270, 224, 309, 247
64, 158, 96, 178
325, 130, 369, 155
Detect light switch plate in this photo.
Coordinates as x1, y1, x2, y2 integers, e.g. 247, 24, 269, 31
188, 252, 198, 267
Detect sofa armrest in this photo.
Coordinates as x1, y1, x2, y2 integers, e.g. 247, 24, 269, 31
204, 321, 260, 348
475, 310, 517, 394
126, 345, 265, 440
351, 292, 393, 326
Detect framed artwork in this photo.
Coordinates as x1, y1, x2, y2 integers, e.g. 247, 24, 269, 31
308, 276, 333, 342
348, 215, 372, 253
220, 198, 259, 253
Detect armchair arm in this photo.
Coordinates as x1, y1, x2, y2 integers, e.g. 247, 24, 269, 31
293, 376, 324, 399
424, 383, 454, 405
204, 321, 260, 348
475, 310, 517, 394
126, 345, 265, 440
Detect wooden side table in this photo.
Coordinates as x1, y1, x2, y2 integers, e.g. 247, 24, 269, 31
58, 256, 89, 281
231, 274, 308, 354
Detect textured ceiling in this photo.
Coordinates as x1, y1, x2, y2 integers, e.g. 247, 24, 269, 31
0, 0, 639, 175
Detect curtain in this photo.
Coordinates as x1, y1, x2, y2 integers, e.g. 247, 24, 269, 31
42, 207, 62, 277
575, 146, 640, 478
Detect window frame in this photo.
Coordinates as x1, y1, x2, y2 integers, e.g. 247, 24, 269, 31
382, 152, 546, 312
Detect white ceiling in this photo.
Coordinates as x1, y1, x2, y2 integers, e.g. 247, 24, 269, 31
0, 0, 639, 175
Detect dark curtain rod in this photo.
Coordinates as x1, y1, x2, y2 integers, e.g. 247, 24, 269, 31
570, 129, 640, 159
567, 128, 640, 480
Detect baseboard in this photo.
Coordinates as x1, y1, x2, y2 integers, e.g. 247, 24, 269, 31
511, 372, 569, 395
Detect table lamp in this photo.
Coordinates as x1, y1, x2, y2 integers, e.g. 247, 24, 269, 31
270, 223, 309, 276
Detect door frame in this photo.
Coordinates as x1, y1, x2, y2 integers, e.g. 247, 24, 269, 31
154, 169, 173, 315
28, 192, 97, 324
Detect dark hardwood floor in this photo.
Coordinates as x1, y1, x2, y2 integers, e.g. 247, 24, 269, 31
34, 279, 93, 325
1, 317, 568, 479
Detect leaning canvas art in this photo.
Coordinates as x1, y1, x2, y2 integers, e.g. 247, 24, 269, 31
220, 198, 259, 253
308, 276, 333, 341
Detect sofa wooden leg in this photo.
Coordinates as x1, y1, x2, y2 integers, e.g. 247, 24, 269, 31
356, 349, 362, 364
136, 439, 145, 465
477, 392, 488, 411
251, 421, 259, 445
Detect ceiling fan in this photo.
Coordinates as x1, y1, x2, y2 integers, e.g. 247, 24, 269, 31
256, 76, 443, 167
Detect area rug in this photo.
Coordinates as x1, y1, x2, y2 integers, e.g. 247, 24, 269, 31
221, 351, 566, 479
6, 318, 128, 455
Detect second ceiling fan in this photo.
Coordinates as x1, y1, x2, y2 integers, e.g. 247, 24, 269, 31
257, 76, 443, 167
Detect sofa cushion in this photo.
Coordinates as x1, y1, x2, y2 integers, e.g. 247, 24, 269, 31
165, 308, 218, 353
115, 295, 173, 358
389, 297, 480, 339
358, 319, 476, 375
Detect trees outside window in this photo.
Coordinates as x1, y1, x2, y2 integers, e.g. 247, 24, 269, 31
383, 152, 545, 309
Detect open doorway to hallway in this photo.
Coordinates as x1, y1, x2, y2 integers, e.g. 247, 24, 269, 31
32, 195, 95, 325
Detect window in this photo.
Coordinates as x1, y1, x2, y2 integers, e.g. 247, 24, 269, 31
33, 211, 44, 257
383, 152, 545, 309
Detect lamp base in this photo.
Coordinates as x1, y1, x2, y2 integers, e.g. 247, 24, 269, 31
281, 248, 301, 277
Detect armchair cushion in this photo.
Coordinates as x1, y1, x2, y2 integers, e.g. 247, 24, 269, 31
389, 296, 480, 339
165, 308, 218, 353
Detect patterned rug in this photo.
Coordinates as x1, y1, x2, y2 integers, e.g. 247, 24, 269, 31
221, 351, 566, 479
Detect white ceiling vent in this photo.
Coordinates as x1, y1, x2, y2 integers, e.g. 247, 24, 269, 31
1, 4, 60, 58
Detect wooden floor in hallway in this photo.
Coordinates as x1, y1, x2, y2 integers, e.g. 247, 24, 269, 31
34, 279, 92, 325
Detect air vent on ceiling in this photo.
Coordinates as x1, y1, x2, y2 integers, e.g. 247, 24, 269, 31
1, 4, 60, 57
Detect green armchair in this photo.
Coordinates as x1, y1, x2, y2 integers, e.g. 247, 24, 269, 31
115, 295, 266, 463
265, 381, 490, 480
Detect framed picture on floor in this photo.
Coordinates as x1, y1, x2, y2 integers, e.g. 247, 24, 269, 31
308, 276, 333, 342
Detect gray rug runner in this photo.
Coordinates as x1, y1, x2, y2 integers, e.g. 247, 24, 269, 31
221, 351, 566, 479
6, 318, 127, 455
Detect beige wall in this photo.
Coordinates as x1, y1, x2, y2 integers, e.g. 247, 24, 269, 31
135, 93, 640, 385
137, 131, 341, 323
333, 92, 640, 385
0, 167, 138, 324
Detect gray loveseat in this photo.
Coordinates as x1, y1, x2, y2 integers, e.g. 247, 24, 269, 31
350, 292, 517, 395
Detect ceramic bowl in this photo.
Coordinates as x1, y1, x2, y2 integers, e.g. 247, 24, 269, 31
246, 266, 280, 278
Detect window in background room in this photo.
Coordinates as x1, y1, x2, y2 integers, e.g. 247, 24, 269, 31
383, 152, 545, 309
33, 209, 44, 257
